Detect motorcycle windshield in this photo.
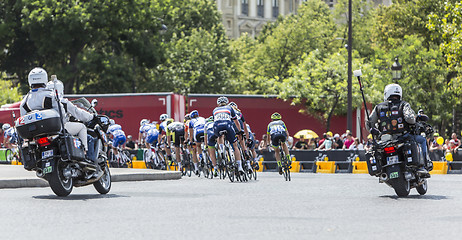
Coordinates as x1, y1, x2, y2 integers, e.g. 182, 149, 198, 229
71, 98, 91, 110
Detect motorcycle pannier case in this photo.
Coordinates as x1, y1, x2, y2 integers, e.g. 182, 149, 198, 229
15, 110, 62, 139
20, 146, 36, 171
403, 141, 424, 167
61, 135, 86, 160
365, 150, 382, 176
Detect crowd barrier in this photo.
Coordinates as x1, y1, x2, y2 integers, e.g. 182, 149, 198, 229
259, 149, 462, 175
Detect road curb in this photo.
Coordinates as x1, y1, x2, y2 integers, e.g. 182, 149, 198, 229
0, 166, 182, 189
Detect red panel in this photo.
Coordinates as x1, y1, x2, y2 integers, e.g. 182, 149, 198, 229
187, 95, 357, 141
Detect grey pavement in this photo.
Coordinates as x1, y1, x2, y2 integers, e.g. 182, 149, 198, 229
1, 172, 462, 240
0, 165, 181, 188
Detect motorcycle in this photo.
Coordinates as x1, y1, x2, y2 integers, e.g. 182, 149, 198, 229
15, 97, 112, 197
366, 118, 433, 197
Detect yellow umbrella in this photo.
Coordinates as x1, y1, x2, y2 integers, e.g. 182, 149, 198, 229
294, 129, 319, 139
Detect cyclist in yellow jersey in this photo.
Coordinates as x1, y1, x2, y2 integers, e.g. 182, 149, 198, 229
166, 120, 186, 169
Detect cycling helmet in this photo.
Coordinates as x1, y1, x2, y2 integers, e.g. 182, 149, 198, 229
28, 67, 48, 87
190, 110, 199, 118
217, 96, 229, 106
109, 119, 115, 125
228, 102, 238, 108
207, 116, 214, 122
271, 112, 282, 120
140, 119, 149, 126
384, 83, 402, 101
160, 113, 168, 121
2, 123, 11, 131
184, 114, 191, 122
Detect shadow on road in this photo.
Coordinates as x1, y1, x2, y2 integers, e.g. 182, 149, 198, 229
32, 194, 129, 201
379, 194, 448, 200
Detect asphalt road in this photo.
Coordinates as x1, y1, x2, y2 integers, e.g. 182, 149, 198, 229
1, 173, 461, 240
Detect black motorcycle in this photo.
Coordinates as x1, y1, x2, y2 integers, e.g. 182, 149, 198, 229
15, 97, 112, 197
366, 118, 433, 197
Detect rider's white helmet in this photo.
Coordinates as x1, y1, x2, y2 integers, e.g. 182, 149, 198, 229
159, 114, 168, 121
140, 119, 149, 126
28, 67, 48, 87
2, 123, 10, 131
384, 83, 402, 101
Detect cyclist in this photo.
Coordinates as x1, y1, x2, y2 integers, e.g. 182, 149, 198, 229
245, 123, 260, 171
188, 110, 206, 175
166, 120, 186, 169
138, 119, 151, 147
107, 120, 127, 163
267, 112, 290, 175
145, 127, 160, 167
158, 115, 173, 167
210, 96, 245, 174
2, 124, 18, 149
229, 102, 252, 170
204, 116, 219, 176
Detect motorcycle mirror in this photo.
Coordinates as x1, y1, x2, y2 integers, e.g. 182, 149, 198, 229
91, 99, 98, 108
353, 69, 362, 77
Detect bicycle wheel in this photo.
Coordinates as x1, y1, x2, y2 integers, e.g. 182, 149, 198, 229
284, 161, 291, 181
5, 149, 13, 164
122, 150, 132, 168
187, 159, 192, 177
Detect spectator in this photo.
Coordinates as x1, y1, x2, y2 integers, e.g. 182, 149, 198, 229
294, 135, 308, 150
447, 139, 458, 154
318, 133, 327, 146
125, 135, 137, 150
258, 134, 269, 152
443, 139, 450, 152
306, 138, 317, 150
364, 134, 374, 151
287, 136, 294, 150
343, 133, 355, 150
316, 132, 333, 150
451, 133, 460, 147
429, 133, 443, 152
349, 138, 364, 150
333, 133, 343, 149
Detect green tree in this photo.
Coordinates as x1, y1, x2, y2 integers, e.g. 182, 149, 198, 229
0, 73, 22, 106
279, 48, 376, 131
231, 0, 338, 94
151, 27, 232, 95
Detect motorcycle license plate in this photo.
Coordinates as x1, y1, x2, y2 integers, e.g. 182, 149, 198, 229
387, 155, 399, 165
42, 150, 53, 159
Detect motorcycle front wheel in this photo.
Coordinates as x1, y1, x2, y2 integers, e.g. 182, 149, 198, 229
416, 179, 428, 195
48, 159, 73, 197
94, 164, 111, 194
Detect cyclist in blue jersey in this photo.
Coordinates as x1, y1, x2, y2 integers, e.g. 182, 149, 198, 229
158, 114, 173, 163
229, 102, 252, 171
245, 123, 260, 171
107, 120, 127, 162
138, 119, 150, 146
267, 112, 290, 175
209, 96, 245, 174
204, 116, 219, 176
2, 124, 18, 149
188, 110, 206, 175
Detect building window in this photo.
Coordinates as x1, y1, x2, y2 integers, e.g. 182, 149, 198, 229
257, 0, 264, 18
327, 0, 334, 7
242, 0, 248, 16
272, 0, 279, 18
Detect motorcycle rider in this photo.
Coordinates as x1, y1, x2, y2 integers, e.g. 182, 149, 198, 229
46, 78, 96, 162
366, 83, 430, 174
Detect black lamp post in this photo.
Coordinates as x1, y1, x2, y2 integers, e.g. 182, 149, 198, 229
391, 57, 402, 81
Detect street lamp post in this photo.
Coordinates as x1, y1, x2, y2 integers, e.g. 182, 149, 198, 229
347, 0, 353, 132
391, 57, 402, 82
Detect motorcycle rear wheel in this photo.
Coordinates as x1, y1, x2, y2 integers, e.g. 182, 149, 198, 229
94, 164, 111, 194
389, 176, 410, 197
48, 160, 73, 197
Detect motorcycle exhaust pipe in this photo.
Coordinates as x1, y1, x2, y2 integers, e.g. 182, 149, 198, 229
379, 173, 388, 182
36, 169, 44, 178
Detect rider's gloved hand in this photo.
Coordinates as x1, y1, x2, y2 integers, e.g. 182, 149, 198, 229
237, 130, 244, 136
416, 114, 429, 122
369, 128, 380, 136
